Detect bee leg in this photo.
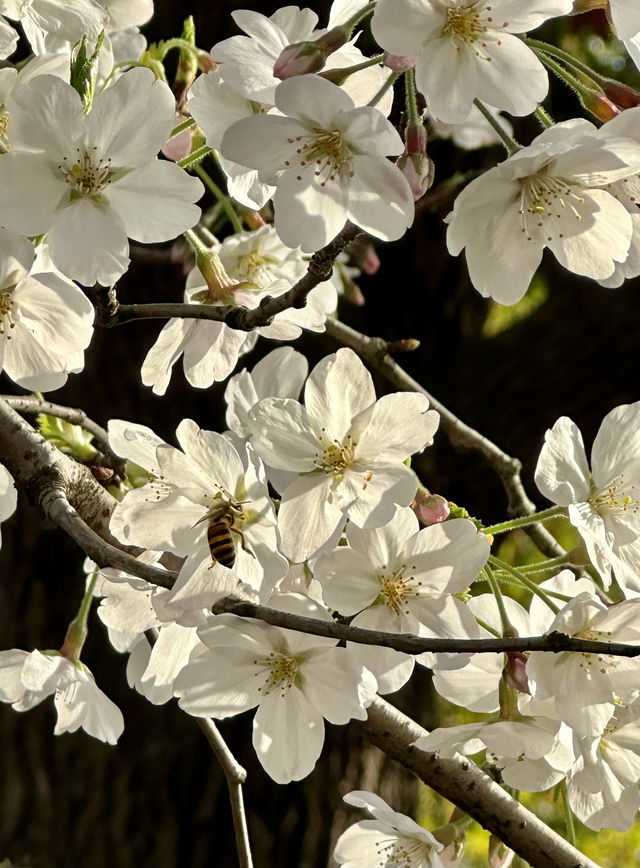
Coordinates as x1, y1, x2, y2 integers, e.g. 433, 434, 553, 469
236, 529, 255, 559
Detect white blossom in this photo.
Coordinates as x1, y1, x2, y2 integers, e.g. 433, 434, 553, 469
249, 347, 440, 562
371, 0, 572, 123
446, 119, 640, 303
0, 649, 123, 744
0, 68, 203, 285
221, 75, 414, 252
535, 404, 640, 585
0, 0, 107, 55
315, 508, 489, 693
0, 231, 94, 391
334, 790, 444, 868
175, 595, 377, 783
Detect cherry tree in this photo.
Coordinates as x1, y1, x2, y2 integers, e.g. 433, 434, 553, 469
2, 1, 640, 867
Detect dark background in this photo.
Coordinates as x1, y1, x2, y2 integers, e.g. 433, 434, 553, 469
2, 3, 639, 867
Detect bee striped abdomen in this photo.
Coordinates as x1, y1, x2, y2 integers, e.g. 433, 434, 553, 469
207, 520, 236, 568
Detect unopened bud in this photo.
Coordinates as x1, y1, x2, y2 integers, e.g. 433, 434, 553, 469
349, 237, 380, 275
579, 87, 620, 122
384, 52, 417, 72
503, 651, 530, 695
70, 32, 104, 111
243, 210, 267, 230
413, 487, 450, 525
489, 835, 514, 868
163, 113, 193, 162
601, 78, 640, 110
387, 337, 420, 354
274, 24, 350, 80
398, 120, 434, 199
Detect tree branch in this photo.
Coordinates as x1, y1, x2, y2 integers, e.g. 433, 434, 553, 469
0, 398, 176, 588
100, 223, 362, 331
212, 596, 640, 657
360, 697, 601, 868
324, 316, 563, 558
0, 394, 125, 476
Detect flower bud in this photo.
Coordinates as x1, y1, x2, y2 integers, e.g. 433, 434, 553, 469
274, 24, 351, 80
503, 651, 530, 695
413, 486, 450, 525
162, 113, 193, 162
398, 120, 434, 199
384, 52, 417, 72
70, 32, 104, 112
601, 78, 640, 110
349, 238, 380, 275
578, 87, 620, 122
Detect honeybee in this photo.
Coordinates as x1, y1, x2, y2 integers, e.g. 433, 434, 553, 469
196, 500, 249, 569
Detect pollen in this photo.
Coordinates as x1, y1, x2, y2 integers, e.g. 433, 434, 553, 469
590, 473, 640, 517
285, 129, 353, 186
379, 565, 422, 615
254, 651, 299, 697
518, 172, 586, 242
0, 285, 16, 338
374, 833, 435, 868
441, 2, 505, 60
313, 432, 357, 479
58, 147, 113, 197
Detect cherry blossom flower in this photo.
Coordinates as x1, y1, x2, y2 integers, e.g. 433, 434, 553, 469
141, 225, 336, 395
248, 347, 440, 562
567, 700, 640, 830
314, 508, 489, 693
526, 592, 640, 736
535, 404, 640, 585
221, 75, 414, 252
175, 595, 377, 783
0, 67, 203, 285
0, 649, 123, 744
0, 231, 94, 391
0, 462, 16, 545
334, 790, 444, 868
371, 0, 573, 123
225, 346, 309, 441
109, 418, 287, 614
446, 119, 640, 303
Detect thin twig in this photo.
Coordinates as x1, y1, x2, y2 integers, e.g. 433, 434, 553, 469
101, 224, 362, 332
324, 316, 563, 558
212, 596, 640, 657
361, 697, 601, 868
197, 719, 254, 868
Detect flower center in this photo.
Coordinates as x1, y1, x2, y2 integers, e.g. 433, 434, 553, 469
58, 147, 113, 198
313, 431, 357, 479
519, 173, 586, 242
590, 473, 640, 517
442, 3, 486, 45
378, 564, 421, 615
375, 834, 435, 868
254, 651, 299, 697
230, 245, 274, 287
284, 129, 354, 187
0, 286, 16, 338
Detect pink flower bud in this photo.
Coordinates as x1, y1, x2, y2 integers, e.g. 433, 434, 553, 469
162, 113, 192, 162
602, 78, 640, 110
274, 41, 326, 80
384, 52, 417, 72
397, 152, 435, 200
503, 651, 530, 695
349, 238, 380, 275
413, 488, 450, 525
580, 88, 620, 122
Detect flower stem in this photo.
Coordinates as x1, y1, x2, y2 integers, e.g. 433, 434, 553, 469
159, 37, 201, 63
482, 505, 566, 536
534, 105, 555, 129
60, 568, 99, 661
342, 1, 377, 36
560, 780, 577, 847
170, 116, 196, 139
517, 554, 570, 573
178, 144, 212, 170
489, 555, 561, 614
483, 563, 514, 635
368, 70, 400, 107
473, 98, 520, 154
404, 67, 420, 126
193, 163, 244, 234
525, 37, 601, 84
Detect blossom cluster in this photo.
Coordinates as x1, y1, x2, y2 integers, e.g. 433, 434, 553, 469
3, 1, 640, 864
